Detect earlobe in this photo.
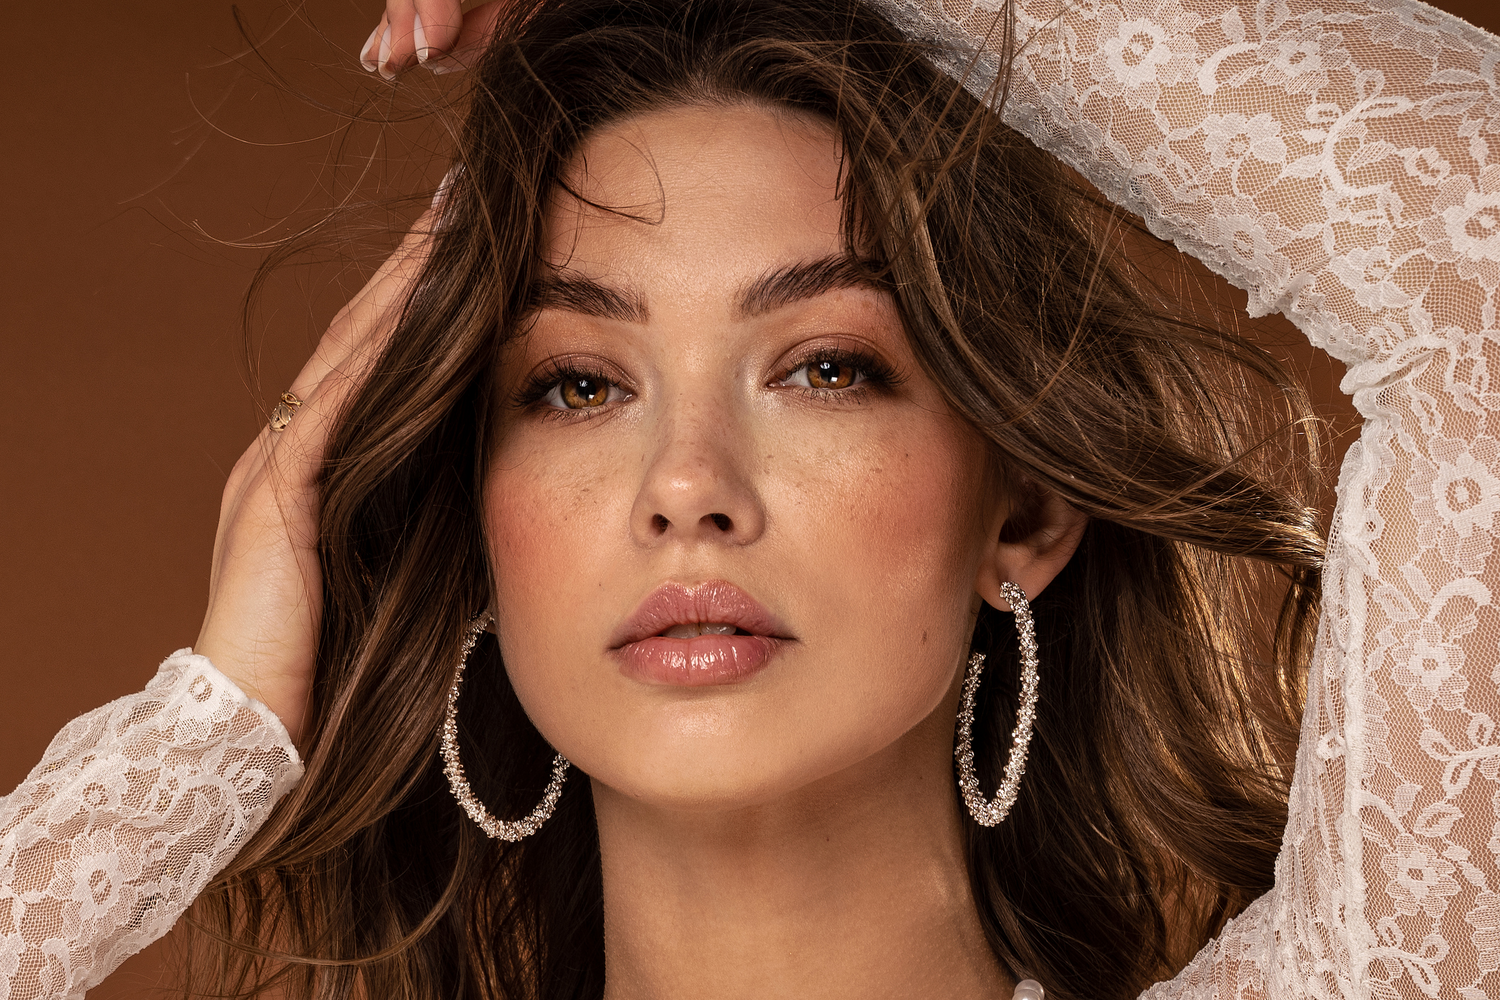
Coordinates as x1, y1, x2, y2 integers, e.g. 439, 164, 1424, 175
974, 485, 1088, 612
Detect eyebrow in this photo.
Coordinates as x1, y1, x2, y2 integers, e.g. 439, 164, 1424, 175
528, 254, 884, 323
736, 254, 885, 317
529, 274, 648, 323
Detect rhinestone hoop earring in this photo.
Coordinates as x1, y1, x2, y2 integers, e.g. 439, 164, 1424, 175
955, 581, 1040, 827
442, 612, 571, 841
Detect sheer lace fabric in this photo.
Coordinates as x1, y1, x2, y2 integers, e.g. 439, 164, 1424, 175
864, 0, 1500, 996
2, 1, 1499, 998
0, 654, 301, 999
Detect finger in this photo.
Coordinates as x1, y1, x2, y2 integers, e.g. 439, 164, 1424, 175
377, 0, 464, 77
249, 208, 438, 541
423, 0, 505, 75
413, 0, 466, 62
379, 0, 419, 79
288, 212, 438, 403
360, 12, 388, 72
247, 213, 438, 488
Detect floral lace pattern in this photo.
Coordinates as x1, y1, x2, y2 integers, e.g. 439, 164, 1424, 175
0, 653, 301, 999
3, 1, 1499, 998
865, 0, 1500, 996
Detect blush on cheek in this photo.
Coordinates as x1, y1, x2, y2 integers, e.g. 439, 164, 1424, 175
481, 467, 605, 750
782, 419, 989, 706
830, 430, 987, 582
488, 478, 547, 589
484, 459, 594, 637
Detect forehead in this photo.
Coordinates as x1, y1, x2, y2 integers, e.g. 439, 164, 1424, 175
542, 103, 847, 298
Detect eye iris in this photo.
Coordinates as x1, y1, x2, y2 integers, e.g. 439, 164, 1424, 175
561, 377, 608, 408
807, 359, 853, 389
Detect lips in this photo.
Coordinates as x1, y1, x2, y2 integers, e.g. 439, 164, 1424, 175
611, 580, 792, 686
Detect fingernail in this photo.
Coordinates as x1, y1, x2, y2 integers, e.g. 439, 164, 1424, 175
428, 60, 459, 75
360, 23, 381, 71
378, 26, 395, 80
413, 13, 432, 63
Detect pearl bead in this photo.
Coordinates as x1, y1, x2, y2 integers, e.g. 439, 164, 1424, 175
1013, 979, 1045, 1000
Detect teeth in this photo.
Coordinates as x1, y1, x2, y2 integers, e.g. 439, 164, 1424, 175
661, 623, 738, 638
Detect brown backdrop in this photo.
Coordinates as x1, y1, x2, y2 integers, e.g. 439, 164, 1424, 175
3, 1, 1496, 995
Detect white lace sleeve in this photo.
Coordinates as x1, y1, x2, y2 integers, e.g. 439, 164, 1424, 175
0, 652, 302, 999
866, 0, 1500, 996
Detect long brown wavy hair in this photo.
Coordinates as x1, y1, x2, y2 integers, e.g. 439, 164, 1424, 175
186, 0, 1326, 997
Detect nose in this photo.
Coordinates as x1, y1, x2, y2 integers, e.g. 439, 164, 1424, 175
630, 397, 766, 548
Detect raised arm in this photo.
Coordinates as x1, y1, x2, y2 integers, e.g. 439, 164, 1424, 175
860, 0, 1500, 996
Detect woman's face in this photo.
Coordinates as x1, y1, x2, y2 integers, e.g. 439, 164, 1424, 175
485, 102, 1001, 810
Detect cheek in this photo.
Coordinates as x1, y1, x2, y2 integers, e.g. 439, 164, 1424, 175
483, 440, 624, 666
766, 413, 990, 744
784, 417, 987, 635
488, 457, 600, 571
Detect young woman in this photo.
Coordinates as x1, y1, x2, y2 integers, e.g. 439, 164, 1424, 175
3, 0, 1497, 997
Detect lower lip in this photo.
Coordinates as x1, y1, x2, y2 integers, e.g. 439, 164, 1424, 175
616, 634, 783, 686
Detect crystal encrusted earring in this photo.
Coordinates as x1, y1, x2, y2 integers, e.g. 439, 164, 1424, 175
442, 612, 571, 841
955, 581, 1040, 827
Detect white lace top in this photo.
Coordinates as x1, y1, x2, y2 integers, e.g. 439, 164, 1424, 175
3, 0, 1498, 996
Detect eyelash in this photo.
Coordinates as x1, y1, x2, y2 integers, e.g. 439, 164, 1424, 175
513, 359, 630, 419
512, 347, 902, 417
774, 348, 903, 402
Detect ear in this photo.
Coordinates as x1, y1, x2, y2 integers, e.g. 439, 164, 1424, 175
974, 481, 1088, 612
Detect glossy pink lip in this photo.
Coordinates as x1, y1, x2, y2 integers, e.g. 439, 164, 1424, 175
611, 580, 793, 686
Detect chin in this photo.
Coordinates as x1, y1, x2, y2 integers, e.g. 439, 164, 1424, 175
573, 702, 927, 816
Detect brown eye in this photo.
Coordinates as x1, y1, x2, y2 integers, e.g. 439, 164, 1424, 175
805, 359, 856, 389
560, 376, 610, 408
782, 356, 869, 391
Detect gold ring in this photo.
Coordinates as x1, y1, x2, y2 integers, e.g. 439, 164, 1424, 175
269, 391, 304, 432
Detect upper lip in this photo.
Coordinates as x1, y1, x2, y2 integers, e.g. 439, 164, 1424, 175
609, 580, 792, 648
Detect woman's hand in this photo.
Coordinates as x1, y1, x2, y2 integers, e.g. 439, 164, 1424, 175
359, 0, 506, 79
193, 218, 435, 744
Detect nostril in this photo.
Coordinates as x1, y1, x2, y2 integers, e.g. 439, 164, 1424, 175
652, 514, 671, 533
709, 513, 732, 532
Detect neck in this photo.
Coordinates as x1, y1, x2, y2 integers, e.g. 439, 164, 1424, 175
592, 708, 1010, 1000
